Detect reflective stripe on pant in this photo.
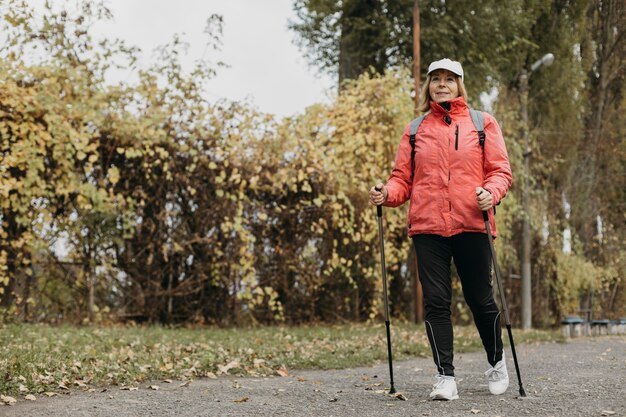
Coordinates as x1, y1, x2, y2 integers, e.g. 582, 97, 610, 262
412, 232, 503, 377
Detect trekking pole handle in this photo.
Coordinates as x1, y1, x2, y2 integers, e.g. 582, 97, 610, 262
375, 185, 383, 217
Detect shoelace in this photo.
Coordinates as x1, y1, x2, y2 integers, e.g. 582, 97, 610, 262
485, 365, 506, 382
433, 375, 452, 388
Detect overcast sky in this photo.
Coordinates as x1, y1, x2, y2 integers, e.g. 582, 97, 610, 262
19, 0, 332, 117
92, 0, 336, 117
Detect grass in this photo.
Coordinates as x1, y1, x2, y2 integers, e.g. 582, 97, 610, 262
0, 322, 563, 396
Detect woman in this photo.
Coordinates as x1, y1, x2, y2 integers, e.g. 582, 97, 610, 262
369, 58, 512, 401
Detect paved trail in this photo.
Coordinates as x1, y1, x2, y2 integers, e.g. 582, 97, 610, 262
3, 336, 625, 417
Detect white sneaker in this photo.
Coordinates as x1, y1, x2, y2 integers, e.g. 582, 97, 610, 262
429, 375, 459, 400
485, 352, 509, 395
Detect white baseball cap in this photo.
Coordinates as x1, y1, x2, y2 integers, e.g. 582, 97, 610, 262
427, 58, 464, 81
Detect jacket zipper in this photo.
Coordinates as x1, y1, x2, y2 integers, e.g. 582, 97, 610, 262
455, 124, 459, 150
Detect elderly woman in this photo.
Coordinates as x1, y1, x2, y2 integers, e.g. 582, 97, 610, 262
369, 58, 512, 401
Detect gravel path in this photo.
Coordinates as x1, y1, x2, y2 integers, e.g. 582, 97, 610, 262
3, 336, 625, 417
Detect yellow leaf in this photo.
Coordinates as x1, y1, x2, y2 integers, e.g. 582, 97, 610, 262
108, 166, 120, 184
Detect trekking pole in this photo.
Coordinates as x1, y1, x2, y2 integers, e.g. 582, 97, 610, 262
482, 210, 527, 397
375, 186, 396, 394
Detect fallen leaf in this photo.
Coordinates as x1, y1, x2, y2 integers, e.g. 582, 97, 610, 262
233, 397, 249, 403
18, 384, 28, 393
58, 383, 69, 390
1, 395, 17, 405
218, 361, 240, 375
163, 379, 173, 384
179, 381, 191, 388
276, 366, 289, 377
470, 409, 481, 414
149, 385, 159, 390
43, 392, 58, 397
329, 398, 338, 402
25, 394, 36, 401
395, 393, 408, 401
422, 412, 432, 416
206, 372, 217, 379
601, 411, 616, 416
297, 377, 306, 382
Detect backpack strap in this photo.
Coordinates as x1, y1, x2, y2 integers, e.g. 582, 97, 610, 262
409, 114, 428, 150
469, 108, 497, 215
408, 114, 428, 184
469, 108, 485, 148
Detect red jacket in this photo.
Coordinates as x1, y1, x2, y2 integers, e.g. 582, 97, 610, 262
384, 96, 512, 237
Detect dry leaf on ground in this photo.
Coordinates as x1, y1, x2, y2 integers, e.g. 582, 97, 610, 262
25, 394, 36, 401
233, 396, 249, 403
217, 361, 240, 374
1, 395, 17, 405
276, 366, 289, 377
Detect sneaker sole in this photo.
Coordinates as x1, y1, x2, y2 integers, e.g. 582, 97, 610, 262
430, 393, 459, 401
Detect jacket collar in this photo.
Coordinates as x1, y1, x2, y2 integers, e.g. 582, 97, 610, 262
429, 96, 468, 117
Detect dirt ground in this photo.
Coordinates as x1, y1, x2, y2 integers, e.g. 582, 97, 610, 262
3, 336, 625, 417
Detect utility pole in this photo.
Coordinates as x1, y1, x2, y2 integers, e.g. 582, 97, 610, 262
519, 53, 554, 330
412, 0, 420, 115
411, 0, 423, 323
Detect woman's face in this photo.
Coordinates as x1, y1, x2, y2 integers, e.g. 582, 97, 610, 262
428, 69, 460, 103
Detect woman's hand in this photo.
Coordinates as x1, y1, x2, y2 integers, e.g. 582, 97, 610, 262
476, 187, 493, 211
369, 183, 388, 205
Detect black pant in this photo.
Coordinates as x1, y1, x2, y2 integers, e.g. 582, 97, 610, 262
412, 233, 503, 377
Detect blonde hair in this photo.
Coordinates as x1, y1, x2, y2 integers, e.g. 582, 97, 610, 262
417, 72, 468, 114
